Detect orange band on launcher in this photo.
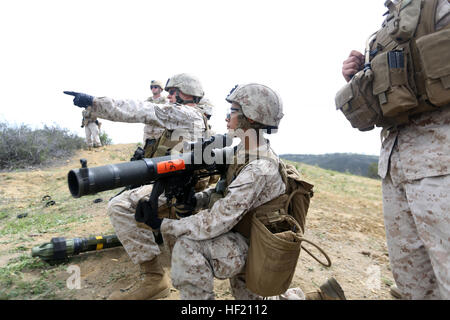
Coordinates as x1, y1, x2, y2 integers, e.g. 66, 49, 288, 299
157, 159, 186, 174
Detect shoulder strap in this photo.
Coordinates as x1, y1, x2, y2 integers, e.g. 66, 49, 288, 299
411, 0, 439, 39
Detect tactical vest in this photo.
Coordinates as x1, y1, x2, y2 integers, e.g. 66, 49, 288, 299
82, 106, 97, 126
143, 104, 211, 158
336, 0, 450, 130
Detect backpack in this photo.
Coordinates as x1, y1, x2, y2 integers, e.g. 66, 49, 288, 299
243, 160, 331, 296
234, 159, 331, 267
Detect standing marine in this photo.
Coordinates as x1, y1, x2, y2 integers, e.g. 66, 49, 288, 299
81, 106, 102, 149
336, 0, 450, 299
143, 80, 167, 150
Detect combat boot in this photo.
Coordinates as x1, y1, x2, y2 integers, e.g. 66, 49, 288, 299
305, 277, 346, 300
108, 256, 170, 300
390, 285, 403, 299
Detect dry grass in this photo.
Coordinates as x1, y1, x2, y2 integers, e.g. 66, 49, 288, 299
0, 144, 394, 300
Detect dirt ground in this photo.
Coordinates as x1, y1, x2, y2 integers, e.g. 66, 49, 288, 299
0, 144, 396, 300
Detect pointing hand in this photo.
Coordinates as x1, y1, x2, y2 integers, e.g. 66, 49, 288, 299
63, 91, 94, 108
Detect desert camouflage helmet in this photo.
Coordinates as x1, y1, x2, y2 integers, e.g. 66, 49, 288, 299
150, 80, 163, 89
198, 97, 214, 116
164, 73, 204, 98
226, 83, 284, 128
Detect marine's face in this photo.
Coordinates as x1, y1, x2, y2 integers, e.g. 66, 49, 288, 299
227, 102, 241, 130
151, 85, 162, 95
167, 88, 178, 103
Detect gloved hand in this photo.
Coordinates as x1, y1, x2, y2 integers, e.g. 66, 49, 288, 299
174, 192, 198, 218
135, 199, 163, 229
64, 91, 94, 108
130, 147, 145, 161
192, 189, 214, 211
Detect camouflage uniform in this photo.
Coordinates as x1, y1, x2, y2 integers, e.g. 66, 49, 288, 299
91, 97, 206, 264
82, 106, 101, 148
143, 95, 167, 142
377, 0, 450, 299
379, 107, 450, 300
161, 143, 305, 299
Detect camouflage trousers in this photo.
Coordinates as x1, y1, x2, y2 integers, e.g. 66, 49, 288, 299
85, 122, 101, 147
108, 184, 171, 265
382, 172, 450, 299
170, 232, 305, 300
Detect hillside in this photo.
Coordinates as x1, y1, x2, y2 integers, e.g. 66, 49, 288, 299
0, 144, 395, 300
280, 153, 379, 178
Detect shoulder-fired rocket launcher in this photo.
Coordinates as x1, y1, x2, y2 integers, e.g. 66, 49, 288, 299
67, 134, 235, 227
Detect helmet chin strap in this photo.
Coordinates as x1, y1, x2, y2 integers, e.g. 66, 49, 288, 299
237, 113, 278, 134
175, 92, 198, 105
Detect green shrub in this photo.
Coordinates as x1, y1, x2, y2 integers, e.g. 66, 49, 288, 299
0, 122, 84, 170
99, 131, 113, 146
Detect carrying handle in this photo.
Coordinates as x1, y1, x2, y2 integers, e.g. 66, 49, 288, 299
297, 237, 332, 268
283, 187, 332, 267
284, 189, 308, 233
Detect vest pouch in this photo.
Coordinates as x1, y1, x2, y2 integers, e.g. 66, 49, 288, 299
245, 213, 302, 297
416, 28, 450, 106
386, 0, 422, 43
372, 50, 418, 117
335, 70, 381, 131
143, 138, 157, 158
152, 130, 183, 158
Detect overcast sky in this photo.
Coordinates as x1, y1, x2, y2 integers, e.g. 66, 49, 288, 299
0, 0, 388, 156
